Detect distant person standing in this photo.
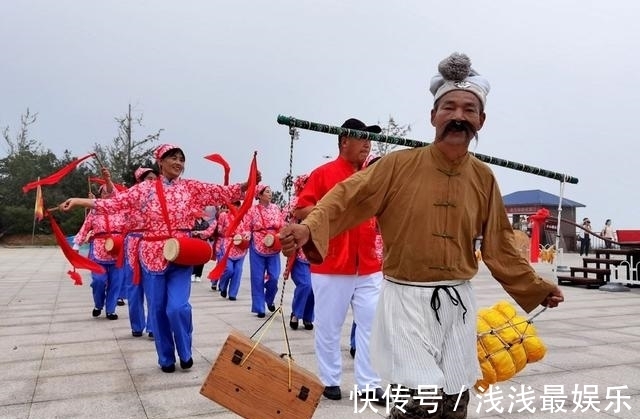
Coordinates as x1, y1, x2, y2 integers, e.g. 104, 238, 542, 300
600, 219, 616, 249
284, 174, 315, 331
580, 217, 592, 256
217, 202, 251, 301
246, 185, 283, 318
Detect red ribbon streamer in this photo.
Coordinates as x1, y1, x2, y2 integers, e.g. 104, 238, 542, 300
204, 153, 231, 186
23, 153, 96, 193
208, 152, 258, 279
47, 211, 106, 283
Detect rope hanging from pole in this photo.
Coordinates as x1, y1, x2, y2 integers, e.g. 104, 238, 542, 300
277, 115, 579, 185
251, 126, 299, 369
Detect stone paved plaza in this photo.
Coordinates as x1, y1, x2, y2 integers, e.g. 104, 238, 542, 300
1, 246, 639, 418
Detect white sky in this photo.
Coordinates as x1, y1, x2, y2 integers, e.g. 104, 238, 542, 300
2, 1, 639, 231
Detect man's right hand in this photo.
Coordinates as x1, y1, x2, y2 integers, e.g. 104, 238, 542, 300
279, 224, 311, 257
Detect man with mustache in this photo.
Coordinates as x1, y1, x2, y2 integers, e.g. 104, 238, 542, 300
280, 53, 564, 419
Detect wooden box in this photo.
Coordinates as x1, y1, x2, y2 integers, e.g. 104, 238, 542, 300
200, 330, 324, 419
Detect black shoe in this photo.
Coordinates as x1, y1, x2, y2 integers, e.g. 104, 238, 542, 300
117, 298, 125, 306
106, 313, 118, 320
210, 282, 217, 291
132, 331, 143, 337
180, 358, 193, 370
148, 332, 154, 339
289, 314, 299, 330
267, 304, 276, 312
350, 347, 356, 359
365, 387, 388, 407
228, 296, 236, 301
303, 321, 314, 330
161, 364, 175, 373
323, 386, 342, 400
92, 308, 102, 317
257, 313, 266, 318
220, 290, 227, 298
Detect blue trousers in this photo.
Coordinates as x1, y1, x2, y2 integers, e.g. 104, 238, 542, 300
218, 256, 245, 299
146, 263, 193, 368
249, 246, 280, 314
124, 262, 154, 334
291, 259, 314, 322
89, 252, 123, 315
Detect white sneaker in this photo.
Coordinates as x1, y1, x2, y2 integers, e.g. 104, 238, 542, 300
191, 275, 196, 283
195, 277, 201, 282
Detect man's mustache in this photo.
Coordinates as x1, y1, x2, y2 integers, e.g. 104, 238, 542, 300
442, 120, 477, 138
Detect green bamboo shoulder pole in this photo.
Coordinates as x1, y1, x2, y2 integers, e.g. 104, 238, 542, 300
277, 115, 578, 184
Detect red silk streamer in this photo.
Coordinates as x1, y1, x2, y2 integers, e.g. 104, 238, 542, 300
208, 152, 258, 279
47, 211, 106, 284
204, 153, 231, 185
88, 177, 127, 192
67, 270, 83, 285
22, 153, 96, 193
529, 208, 550, 263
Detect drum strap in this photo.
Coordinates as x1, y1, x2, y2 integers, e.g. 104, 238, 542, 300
103, 212, 112, 239
124, 179, 175, 285
155, 178, 174, 237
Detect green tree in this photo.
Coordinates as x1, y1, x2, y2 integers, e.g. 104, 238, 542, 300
92, 104, 162, 186
0, 109, 90, 238
0, 110, 92, 235
373, 116, 412, 156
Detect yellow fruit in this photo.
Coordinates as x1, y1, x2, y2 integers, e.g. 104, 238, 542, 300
495, 301, 516, 318
509, 342, 528, 372
488, 349, 516, 381
479, 333, 506, 354
523, 335, 546, 362
511, 315, 531, 334
477, 317, 492, 334
476, 301, 547, 387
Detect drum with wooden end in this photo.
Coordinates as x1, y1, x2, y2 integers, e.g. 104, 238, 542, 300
163, 237, 212, 266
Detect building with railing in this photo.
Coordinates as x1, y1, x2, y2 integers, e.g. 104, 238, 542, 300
503, 189, 585, 252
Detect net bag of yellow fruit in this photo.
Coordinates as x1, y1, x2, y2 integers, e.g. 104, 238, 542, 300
475, 300, 546, 392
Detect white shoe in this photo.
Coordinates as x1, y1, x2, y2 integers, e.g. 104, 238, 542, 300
191, 275, 196, 283
195, 277, 201, 282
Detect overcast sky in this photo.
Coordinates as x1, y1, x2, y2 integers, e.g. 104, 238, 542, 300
2, 1, 640, 231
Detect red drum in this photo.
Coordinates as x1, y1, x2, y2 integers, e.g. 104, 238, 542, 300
262, 233, 282, 252
163, 237, 212, 266
104, 235, 124, 255
233, 234, 250, 250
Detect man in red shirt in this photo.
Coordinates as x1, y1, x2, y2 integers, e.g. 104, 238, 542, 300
295, 118, 385, 404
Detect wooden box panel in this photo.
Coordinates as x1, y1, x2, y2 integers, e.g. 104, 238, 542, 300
200, 330, 324, 419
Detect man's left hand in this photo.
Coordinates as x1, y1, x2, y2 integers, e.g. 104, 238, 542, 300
542, 285, 564, 308
279, 224, 310, 257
